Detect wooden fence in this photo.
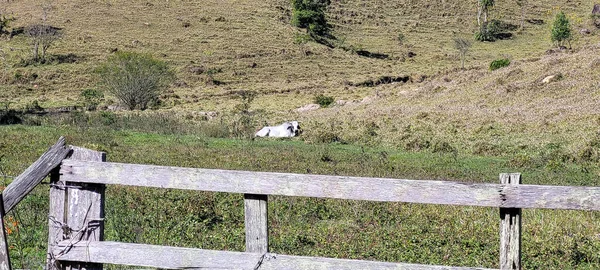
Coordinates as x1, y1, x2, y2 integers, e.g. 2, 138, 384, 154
1, 138, 600, 269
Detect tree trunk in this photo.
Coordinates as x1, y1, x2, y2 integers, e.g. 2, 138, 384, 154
520, 2, 525, 30
484, 9, 488, 23
33, 41, 39, 61
477, 3, 482, 26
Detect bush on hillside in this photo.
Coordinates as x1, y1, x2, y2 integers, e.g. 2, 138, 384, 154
489, 58, 510, 71
475, 20, 500, 41
0, 11, 15, 35
291, 0, 330, 36
97, 52, 175, 110
314, 94, 334, 107
551, 11, 572, 48
80, 89, 104, 111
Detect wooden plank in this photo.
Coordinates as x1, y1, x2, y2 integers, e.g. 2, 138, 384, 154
0, 194, 12, 270
499, 173, 521, 270
47, 168, 66, 270
244, 194, 268, 253
61, 160, 600, 211
3, 137, 69, 214
51, 241, 496, 270
48, 147, 106, 270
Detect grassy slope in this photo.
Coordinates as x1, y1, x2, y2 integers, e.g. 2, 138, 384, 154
1, 125, 600, 269
1, 0, 597, 107
2, 0, 599, 158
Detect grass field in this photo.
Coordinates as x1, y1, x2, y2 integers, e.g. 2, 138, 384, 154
1, 0, 600, 269
1, 124, 600, 269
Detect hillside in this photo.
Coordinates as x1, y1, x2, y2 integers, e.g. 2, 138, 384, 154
1, 1, 598, 155
0, 0, 596, 107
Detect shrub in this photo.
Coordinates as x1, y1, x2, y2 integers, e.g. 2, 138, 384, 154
475, 20, 501, 41
397, 32, 405, 45
291, 0, 330, 36
0, 11, 15, 35
80, 89, 104, 111
490, 58, 510, 71
0, 103, 21, 125
551, 11, 572, 48
314, 94, 334, 107
97, 52, 175, 110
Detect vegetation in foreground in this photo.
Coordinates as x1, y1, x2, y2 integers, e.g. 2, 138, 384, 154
0, 123, 599, 269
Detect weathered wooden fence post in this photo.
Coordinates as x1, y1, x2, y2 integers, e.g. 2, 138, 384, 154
500, 173, 522, 270
0, 194, 11, 270
244, 194, 268, 253
48, 147, 106, 270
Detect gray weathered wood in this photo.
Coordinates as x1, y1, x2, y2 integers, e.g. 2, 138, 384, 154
48, 147, 105, 270
0, 194, 11, 270
499, 173, 521, 270
61, 160, 600, 211
244, 194, 268, 253
51, 240, 496, 270
47, 167, 66, 270
3, 137, 69, 214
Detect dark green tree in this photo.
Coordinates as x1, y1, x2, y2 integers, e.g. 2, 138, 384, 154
291, 0, 330, 36
551, 11, 572, 48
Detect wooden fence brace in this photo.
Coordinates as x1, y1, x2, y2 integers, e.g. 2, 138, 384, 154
244, 194, 268, 253
0, 194, 12, 270
500, 173, 522, 270
47, 147, 106, 270
2, 137, 69, 215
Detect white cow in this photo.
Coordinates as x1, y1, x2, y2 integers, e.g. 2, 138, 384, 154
255, 121, 301, 138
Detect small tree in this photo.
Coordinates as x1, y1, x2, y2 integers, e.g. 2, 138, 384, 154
551, 11, 572, 48
291, 0, 330, 36
477, 0, 495, 26
97, 52, 175, 110
26, 24, 61, 62
26, 4, 61, 62
231, 90, 257, 139
516, 0, 527, 30
454, 38, 472, 69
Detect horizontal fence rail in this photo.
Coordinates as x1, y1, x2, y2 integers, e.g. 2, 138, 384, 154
60, 160, 600, 211
51, 241, 496, 270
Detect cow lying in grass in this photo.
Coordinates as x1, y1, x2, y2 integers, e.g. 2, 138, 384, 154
255, 121, 301, 138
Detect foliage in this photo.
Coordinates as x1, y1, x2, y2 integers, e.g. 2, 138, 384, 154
480, 0, 495, 8
475, 20, 500, 41
0, 102, 21, 125
551, 11, 572, 48
291, 0, 330, 36
314, 94, 334, 107
489, 58, 510, 70
96, 51, 175, 110
80, 89, 104, 111
397, 32, 405, 45
293, 33, 312, 44
454, 38, 471, 69
0, 10, 15, 35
